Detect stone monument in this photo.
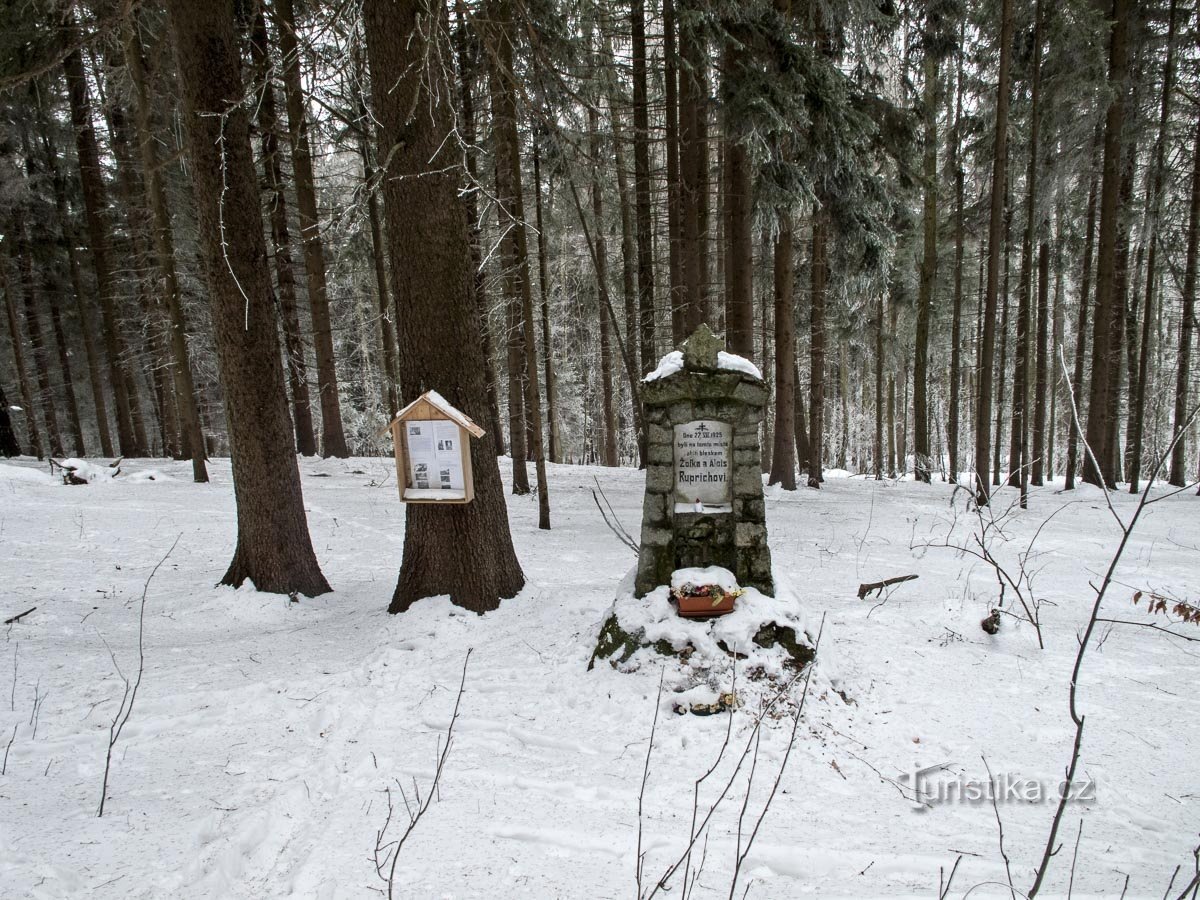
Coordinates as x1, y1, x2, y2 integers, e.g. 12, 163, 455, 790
635, 325, 773, 597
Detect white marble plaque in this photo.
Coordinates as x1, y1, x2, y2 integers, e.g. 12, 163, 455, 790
674, 420, 732, 509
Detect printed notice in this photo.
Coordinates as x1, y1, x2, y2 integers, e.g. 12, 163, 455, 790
673, 420, 732, 507
406, 420, 465, 493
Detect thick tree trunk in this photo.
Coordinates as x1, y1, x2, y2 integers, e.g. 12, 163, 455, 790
1083, 0, 1131, 487
913, 52, 938, 484
631, 0, 657, 373
62, 24, 140, 457
1169, 114, 1200, 487
249, 10, 318, 457
874, 293, 884, 479
271, 0, 348, 458
769, 219, 795, 489
166, 0, 330, 596
363, 0, 524, 612
1031, 237, 1050, 486
973, 0, 1014, 504
125, 22, 208, 480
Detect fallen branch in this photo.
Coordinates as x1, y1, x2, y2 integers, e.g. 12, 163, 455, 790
3, 607, 35, 625
857, 574, 918, 600
591, 477, 638, 556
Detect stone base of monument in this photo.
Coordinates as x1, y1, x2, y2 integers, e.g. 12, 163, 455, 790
589, 567, 815, 713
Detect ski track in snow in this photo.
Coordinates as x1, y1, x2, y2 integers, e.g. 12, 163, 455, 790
0, 456, 1197, 898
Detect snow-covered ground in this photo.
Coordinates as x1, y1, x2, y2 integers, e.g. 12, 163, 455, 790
0, 455, 1196, 898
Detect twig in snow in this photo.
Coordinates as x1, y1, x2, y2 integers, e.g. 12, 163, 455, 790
2, 723, 15, 774
3, 607, 35, 625
982, 755, 1016, 900
857, 574, 918, 600
636, 667, 665, 896
591, 477, 638, 555
97, 534, 180, 817
375, 648, 471, 900
938, 856, 963, 900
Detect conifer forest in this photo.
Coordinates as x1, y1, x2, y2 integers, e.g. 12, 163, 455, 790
1, 0, 1199, 897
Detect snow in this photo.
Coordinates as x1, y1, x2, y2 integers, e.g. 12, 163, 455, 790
642, 348, 764, 382
393, 389, 482, 435
1, 456, 1198, 897
56, 457, 120, 483
716, 349, 763, 380
670, 565, 742, 593
642, 349, 683, 382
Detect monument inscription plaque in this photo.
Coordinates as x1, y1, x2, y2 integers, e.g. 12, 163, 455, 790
674, 420, 732, 508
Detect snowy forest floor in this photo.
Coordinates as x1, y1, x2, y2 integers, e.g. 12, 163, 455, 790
0, 455, 1197, 899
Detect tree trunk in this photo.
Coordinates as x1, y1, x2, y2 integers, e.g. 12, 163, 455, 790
485, 0, 550, 525
0, 385, 19, 457
913, 51, 938, 483
1031, 236, 1050, 486
588, 105, 620, 468
62, 19, 140, 457
1065, 128, 1101, 489
271, 0, 348, 458
249, 10, 318, 457
36, 102, 112, 457
663, 0, 684, 344
948, 35, 965, 484
363, 0, 525, 612
725, 136, 753, 359
531, 134, 562, 464
10, 219, 64, 457
2, 263, 41, 458
874, 293, 884, 479
631, 0, 657, 373
769, 218, 795, 488
973, 0, 1014, 504
679, 0, 709, 333
166, 0, 330, 596
809, 206, 828, 487
453, 3, 505, 456
1128, 0, 1179, 492
125, 20, 208, 480
1169, 113, 1200, 487
1083, 0, 1131, 487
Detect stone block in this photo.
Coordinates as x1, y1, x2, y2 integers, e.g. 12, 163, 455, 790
736, 522, 767, 548
644, 466, 674, 494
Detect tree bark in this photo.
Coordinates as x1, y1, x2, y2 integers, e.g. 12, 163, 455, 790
453, 3, 505, 456
0, 385, 19, 457
166, 0, 330, 596
973, 0, 1014, 504
588, 104, 620, 468
362, 0, 524, 612
1083, 0, 1131, 487
678, 0, 709, 333
1128, 0, 1178, 492
663, 0, 685, 344
62, 19, 140, 457
1065, 128, 1101, 489
913, 51, 938, 483
248, 10, 318, 457
948, 34, 965, 484
9, 219, 63, 457
725, 136, 754, 359
809, 206, 828, 487
1, 262, 41, 458
126, 20, 208, 480
769, 219, 796, 489
1169, 113, 1200, 487
531, 133, 562, 464
485, 0, 550, 525
36, 101, 112, 457
631, 0, 657, 373
271, 0, 348, 458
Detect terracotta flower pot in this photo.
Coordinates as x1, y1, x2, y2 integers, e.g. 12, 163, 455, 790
673, 585, 738, 618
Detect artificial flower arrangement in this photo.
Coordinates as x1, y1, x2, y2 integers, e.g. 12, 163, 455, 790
671, 581, 745, 618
